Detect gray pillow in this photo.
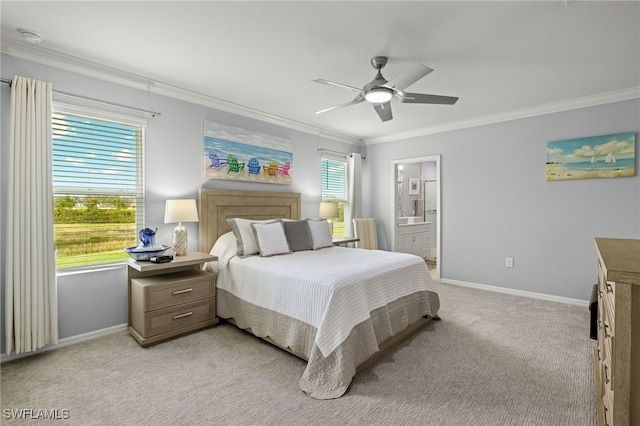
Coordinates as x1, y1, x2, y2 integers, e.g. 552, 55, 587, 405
282, 220, 313, 252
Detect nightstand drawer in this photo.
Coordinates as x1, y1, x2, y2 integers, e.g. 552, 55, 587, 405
140, 299, 215, 338
132, 269, 213, 311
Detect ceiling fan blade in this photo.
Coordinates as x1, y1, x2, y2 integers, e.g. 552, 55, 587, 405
315, 94, 365, 114
312, 78, 363, 94
373, 102, 393, 122
396, 91, 459, 105
383, 63, 433, 91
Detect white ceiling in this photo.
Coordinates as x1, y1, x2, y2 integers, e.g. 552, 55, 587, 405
1, 1, 639, 144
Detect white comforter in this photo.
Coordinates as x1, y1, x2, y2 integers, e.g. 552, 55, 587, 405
209, 233, 435, 357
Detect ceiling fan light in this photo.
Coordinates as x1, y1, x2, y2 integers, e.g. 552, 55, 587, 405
364, 87, 393, 103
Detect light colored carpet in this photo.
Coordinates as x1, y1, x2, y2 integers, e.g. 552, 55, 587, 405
1, 282, 595, 425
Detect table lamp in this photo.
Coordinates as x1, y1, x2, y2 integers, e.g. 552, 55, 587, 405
164, 199, 199, 256
319, 201, 339, 236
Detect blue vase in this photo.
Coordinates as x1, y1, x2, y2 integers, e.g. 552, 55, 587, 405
138, 228, 158, 249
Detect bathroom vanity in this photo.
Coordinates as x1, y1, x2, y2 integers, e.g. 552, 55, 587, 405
396, 221, 430, 258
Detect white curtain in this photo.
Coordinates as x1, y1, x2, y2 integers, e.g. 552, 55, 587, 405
345, 152, 362, 238
5, 75, 58, 355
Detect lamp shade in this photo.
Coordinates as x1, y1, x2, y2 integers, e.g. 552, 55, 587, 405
164, 199, 199, 224
319, 201, 339, 218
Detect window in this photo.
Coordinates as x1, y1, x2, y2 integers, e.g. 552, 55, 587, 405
52, 105, 145, 270
321, 158, 346, 237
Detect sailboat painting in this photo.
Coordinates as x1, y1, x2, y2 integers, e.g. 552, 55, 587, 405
546, 132, 636, 181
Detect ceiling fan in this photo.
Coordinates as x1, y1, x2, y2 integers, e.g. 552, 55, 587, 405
313, 56, 458, 122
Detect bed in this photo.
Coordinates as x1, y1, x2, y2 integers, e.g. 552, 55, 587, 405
199, 188, 440, 399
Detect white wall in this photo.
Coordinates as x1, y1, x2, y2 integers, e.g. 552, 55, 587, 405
0, 55, 361, 354
363, 99, 640, 300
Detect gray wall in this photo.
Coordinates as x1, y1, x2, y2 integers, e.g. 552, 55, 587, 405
1, 53, 639, 355
0, 55, 361, 354
363, 99, 640, 300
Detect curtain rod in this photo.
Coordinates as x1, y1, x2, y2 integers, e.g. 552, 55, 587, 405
317, 148, 366, 160
1, 77, 161, 117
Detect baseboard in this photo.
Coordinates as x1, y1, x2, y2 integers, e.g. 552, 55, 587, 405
1, 323, 127, 363
440, 278, 589, 307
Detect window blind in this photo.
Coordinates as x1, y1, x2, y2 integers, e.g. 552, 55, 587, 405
321, 158, 346, 237
321, 158, 346, 201
52, 110, 145, 270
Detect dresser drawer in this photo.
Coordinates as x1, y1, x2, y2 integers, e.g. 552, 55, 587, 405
132, 269, 214, 312
601, 282, 615, 312
602, 299, 615, 339
603, 350, 613, 388
603, 330, 613, 363
603, 386, 614, 426
138, 298, 215, 338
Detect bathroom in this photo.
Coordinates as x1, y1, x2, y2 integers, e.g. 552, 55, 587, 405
395, 159, 439, 276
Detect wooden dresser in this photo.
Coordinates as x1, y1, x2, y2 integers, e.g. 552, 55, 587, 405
594, 238, 640, 426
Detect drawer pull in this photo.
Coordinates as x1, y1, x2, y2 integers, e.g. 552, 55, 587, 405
605, 283, 613, 293
604, 364, 610, 385
172, 312, 193, 320
172, 288, 193, 295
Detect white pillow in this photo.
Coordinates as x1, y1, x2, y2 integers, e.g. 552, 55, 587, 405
227, 218, 274, 257
203, 231, 237, 274
306, 219, 333, 250
250, 221, 291, 257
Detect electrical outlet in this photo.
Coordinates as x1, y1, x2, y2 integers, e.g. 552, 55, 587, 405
506, 257, 514, 268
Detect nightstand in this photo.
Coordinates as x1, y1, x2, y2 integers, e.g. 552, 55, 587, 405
126, 252, 218, 347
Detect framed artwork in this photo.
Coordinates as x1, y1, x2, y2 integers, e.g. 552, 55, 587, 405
409, 178, 420, 195
546, 132, 636, 181
204, 120, 293, 185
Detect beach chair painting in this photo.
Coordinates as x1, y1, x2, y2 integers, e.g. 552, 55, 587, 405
208, 150, 227, 169
226, 154, 245, 175
263, 161, 278, 176
247, 158, 261, 175
204, 120, 293, 185
278, 161, 291, 177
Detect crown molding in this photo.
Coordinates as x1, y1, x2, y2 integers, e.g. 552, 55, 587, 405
1, 38, 153, 90
364, 86, 640, 145
3, 38, 636, 147
0, 38, 364, 146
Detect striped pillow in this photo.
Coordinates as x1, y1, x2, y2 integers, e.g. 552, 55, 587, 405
250, 221, 292, 257
227, 218, 274, 257
306, 219, 333, 250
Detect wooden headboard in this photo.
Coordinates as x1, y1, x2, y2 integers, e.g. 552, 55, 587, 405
198, 189, 301, 253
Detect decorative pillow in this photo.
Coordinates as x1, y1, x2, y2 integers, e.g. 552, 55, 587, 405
281, 220, 313, 252
210, 231, 237, 257
227, 218, 274, 257
250, 221, 291, 257
306, 219, 333, 250
204, 231, 237, 274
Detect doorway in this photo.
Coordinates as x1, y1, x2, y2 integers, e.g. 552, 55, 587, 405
391, 155, 441, 281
